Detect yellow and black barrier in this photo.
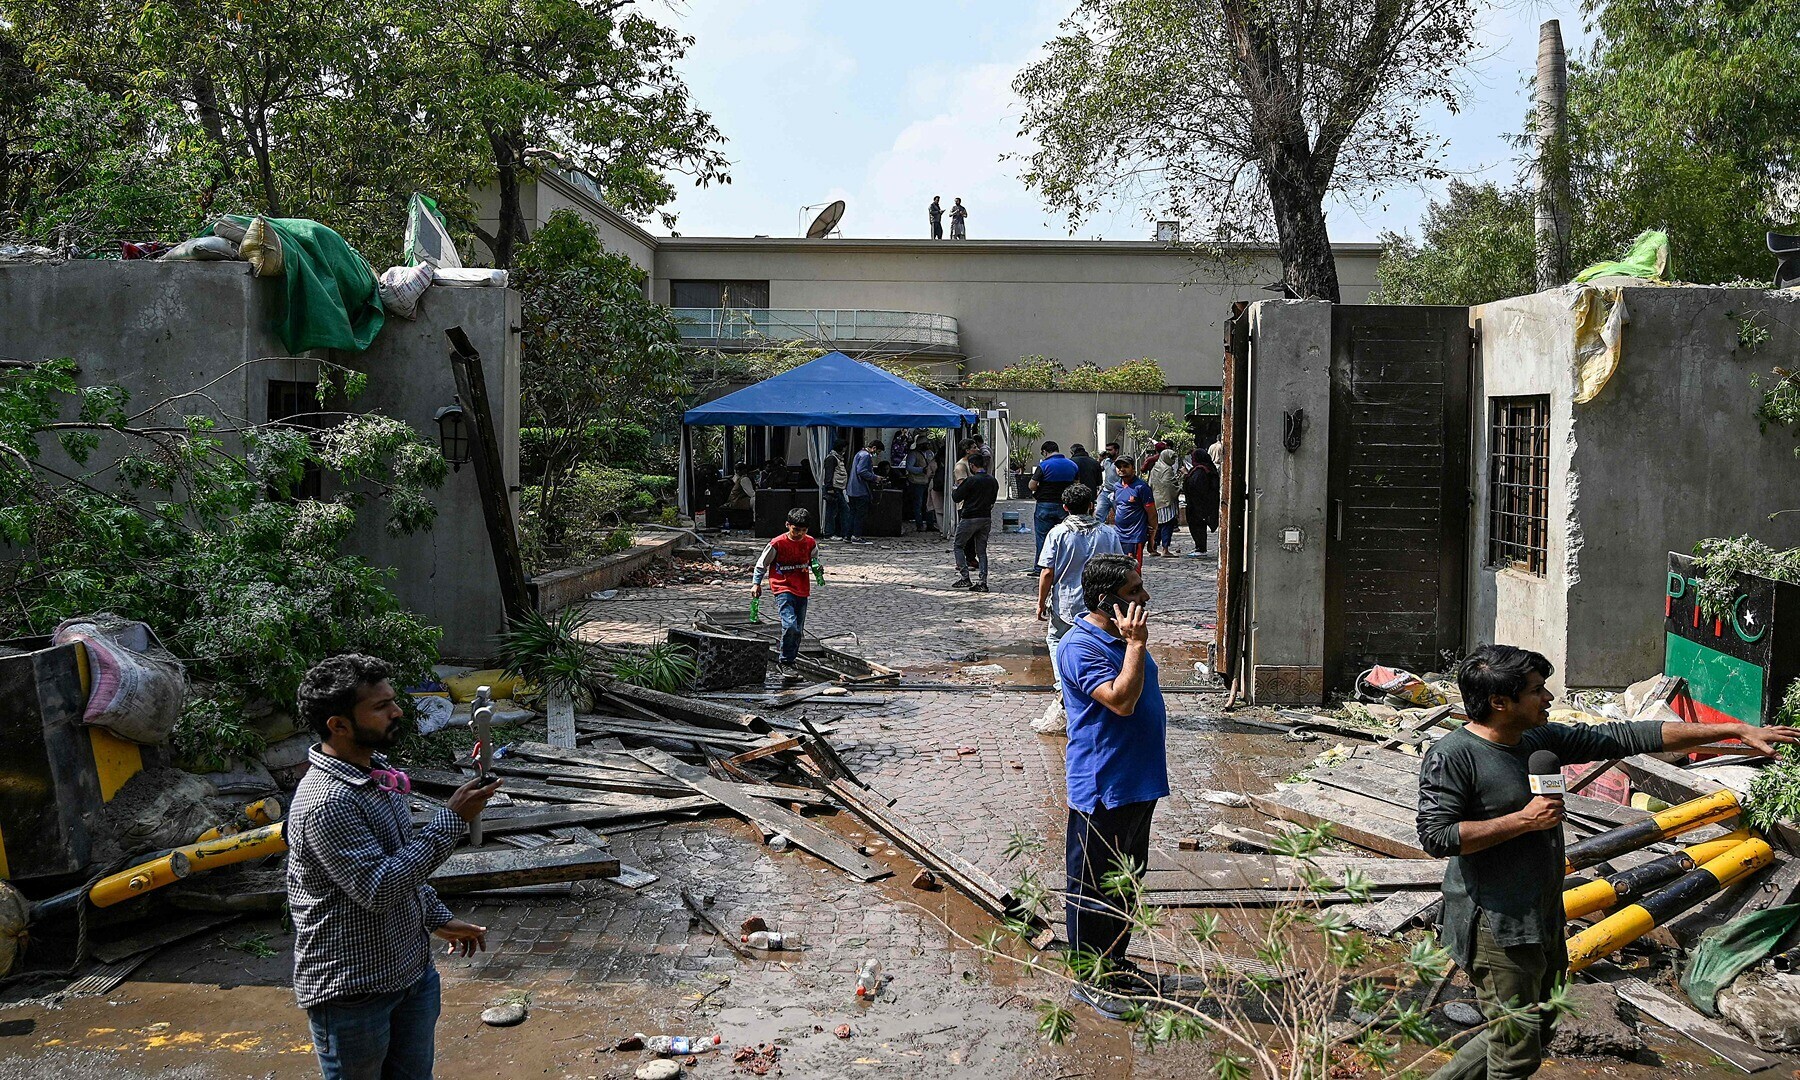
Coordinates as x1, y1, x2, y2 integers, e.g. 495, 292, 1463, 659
87, 851, 191, 909
168, 822, 288, 872
1563, 831, 1753, 920
1567, 837, 1773, 971
1564, 789, 1741, 874
195, 797, 286, 843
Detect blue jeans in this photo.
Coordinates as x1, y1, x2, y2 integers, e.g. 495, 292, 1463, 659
905, 483, 927, 528
846, 494, 871, 540
306, 965, 440, 1080
1156, 519, 1177, 549
775, 592, 809, 663
1095, 488, 1114, 523
1033, 503, 1067, 563
823, 488, 849, 538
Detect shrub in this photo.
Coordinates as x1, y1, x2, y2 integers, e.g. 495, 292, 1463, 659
965, 356, 1167, 392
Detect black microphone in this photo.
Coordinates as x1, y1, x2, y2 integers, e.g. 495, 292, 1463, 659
1528, 750, 1564, 797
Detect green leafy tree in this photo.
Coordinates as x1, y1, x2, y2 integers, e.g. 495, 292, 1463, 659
1374, 181, 1540, 306
1, 1, 728, 262
1014, 0, 1479, 302
0, 358, 446, 771
514, 209, 684, 556
1565, 0, 1800, 285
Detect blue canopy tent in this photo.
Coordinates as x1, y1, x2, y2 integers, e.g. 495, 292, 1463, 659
678, 351, 979, 535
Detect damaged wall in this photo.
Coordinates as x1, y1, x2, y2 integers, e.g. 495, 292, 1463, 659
0, 260, 520, 661
1471, 285, 1800, 688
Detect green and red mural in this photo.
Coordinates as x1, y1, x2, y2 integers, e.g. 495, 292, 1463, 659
1664, 552, 1798, 728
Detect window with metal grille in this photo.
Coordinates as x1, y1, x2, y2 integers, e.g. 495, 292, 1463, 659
267, 379, 324, 500
1488, 396, 1550, 575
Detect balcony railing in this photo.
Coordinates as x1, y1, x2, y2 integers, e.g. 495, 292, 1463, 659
669, 308, 960, 352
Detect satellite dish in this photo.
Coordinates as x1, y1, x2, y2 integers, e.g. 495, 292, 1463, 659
805, 200, 846, 238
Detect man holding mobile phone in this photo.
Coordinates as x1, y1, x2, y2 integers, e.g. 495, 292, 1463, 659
1054, 554, 1168, 1020
288, 654, 499, 1080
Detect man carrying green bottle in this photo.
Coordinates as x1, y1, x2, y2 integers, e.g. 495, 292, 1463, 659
750, 508, 824, 678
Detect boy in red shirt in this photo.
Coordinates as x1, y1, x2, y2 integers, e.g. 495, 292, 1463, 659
751, 508, 823, 677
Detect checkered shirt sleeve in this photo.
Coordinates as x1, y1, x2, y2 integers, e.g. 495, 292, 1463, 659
287, 749, 466, 1008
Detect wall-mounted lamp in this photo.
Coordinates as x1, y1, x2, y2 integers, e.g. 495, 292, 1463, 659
1283, 408, 1306, 453
434, 396, 471, 472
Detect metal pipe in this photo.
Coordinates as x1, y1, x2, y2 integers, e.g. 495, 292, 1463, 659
1563, 830, 1753, 919
1567, 837, 1774, 971
171, 822, 288, 873
86, 851, 192, 909
1563, 789, 1741, 873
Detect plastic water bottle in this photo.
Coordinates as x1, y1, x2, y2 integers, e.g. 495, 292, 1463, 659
742, 930, 789, 950
811, 558, 825, 584
855, 958, 883, 999
749, 596, 761, 623
639, 1032, 721, 1055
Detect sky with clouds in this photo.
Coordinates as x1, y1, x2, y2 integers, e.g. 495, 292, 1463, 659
649, 0, 1591, 243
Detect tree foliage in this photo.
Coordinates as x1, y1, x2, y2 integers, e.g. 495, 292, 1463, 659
1379, 0, 1800, 299
0, 1, 727, 262
1014, 0, 1479, 301
515, 209, 684, 557
1374, 181, 1538, 305
965, 356, 1167, 392
0, 358, 445, 771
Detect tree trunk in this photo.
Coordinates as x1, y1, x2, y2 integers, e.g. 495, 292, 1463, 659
489, 128, 530, 269
1266, 173, 1341, 302
1534, 19, 1572, 291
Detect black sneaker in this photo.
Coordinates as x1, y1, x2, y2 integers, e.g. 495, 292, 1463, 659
972, 583, 989, 593
1070, 982, 1132, 1021
952, 578, 972, 588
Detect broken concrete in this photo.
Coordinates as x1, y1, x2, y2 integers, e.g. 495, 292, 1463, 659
1548, 981, 1646, 1060
1716, 966, 1800, 1051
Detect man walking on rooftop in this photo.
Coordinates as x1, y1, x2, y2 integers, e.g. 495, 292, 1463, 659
928, 196, 944, 240
949, 198, 968, 240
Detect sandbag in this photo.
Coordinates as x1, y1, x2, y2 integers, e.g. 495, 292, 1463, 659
0, 883, 27, 978
432, 267, 508, 288
162, 235, 241, 261
239, 215, 285, 278
404, 192, 462, 269
53, 614, 187, 745
378, 263, 435, 319
444, 668, 522, 703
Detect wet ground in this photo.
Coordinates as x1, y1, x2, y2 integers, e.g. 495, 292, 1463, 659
0, 505, 1767, 1078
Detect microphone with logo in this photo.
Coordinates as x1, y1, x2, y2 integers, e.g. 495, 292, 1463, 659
1528, 749, 1565, 798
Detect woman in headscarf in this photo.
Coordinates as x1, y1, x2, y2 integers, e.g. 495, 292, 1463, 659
1148, 447, 1180, 556
1182, 447, 1220, 556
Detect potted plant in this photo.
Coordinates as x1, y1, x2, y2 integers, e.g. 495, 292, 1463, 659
1008, 419, 1043, 499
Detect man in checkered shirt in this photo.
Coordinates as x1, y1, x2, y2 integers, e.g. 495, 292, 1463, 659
287, 654, 499, 1079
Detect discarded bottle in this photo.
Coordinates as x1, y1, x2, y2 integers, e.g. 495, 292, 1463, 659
742, 930, 789, 950
637, 1032, 721, 1056
811, 558, 825, 584
749, 596, 761, 623
854, 958, 883, 999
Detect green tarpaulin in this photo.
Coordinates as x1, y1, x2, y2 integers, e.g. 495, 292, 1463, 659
224, 215, 385, 353
1681, 903, 1800, 1016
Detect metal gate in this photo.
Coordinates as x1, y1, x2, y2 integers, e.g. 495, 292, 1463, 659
1323, 307, 1472, 691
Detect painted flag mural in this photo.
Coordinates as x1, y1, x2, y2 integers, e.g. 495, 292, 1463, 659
1664, 552, 1799, 728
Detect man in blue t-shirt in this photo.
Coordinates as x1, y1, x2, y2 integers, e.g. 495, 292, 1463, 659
1054, 553, 1168, 1020
1028, 441, 1081, 567
1107, 456, 1155, 568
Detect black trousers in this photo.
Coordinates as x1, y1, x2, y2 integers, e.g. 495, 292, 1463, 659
1065, 800, 1157, 963
1188, 519, 1209, 553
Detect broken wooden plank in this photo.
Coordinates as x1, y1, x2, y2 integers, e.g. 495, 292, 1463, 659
1207, 823, 1286, 852
821, 776, 1022, 923
601, 682, 771, 733
726, 735, 804, 767
629, 746, 887, 881
681, 888, 757, 960
1148, 851, 1446, 890
430, 845, 620, 893
1346, 892, 1444, 936
1249, 787, 1431, 859
1375, 704, 1456, 750
607, 863, 659, 889
424, 799, 714, 836
1594, 968, 1784, 1073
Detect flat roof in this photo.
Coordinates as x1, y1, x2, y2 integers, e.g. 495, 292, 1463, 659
655, 235, 1385, 256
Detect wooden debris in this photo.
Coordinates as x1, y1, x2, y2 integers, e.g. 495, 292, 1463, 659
1207, 823, 1288, 852
1345, 892, 1443, 936
431, 845, 620, 893
1590, 965, 1783, 1073
630, 747, 887, 881
680, 888, 757, 960
600, 681, 771, 734
1249, 787, 1430, 859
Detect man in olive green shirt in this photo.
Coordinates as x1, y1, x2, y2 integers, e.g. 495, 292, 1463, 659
1417, 644, 1798, 1080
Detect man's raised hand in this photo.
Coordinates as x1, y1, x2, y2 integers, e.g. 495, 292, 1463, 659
1111, 601, 1149, 645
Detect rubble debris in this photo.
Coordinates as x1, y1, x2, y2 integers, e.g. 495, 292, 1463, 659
910, 869, 940, 891
1546, 982, 1645, 1059
733, 1043, 782, 1075
635, 1060, 681, 1080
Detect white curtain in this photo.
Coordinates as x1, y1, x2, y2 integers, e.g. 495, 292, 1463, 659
803, 425, 833, 495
